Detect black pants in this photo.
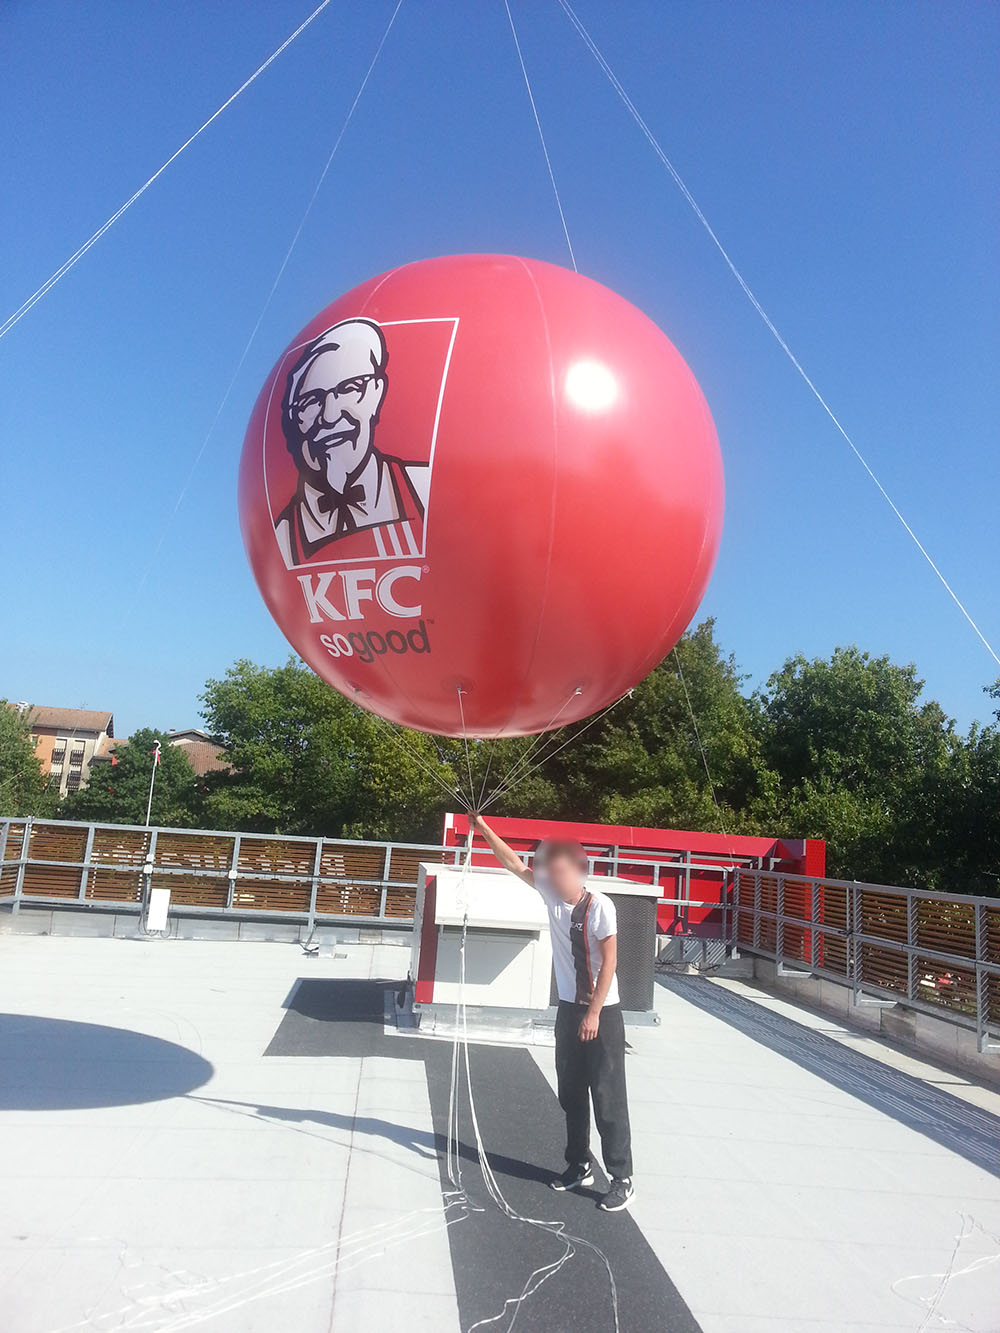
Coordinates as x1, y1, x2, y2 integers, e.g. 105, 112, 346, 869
555, 1001, 633, 1180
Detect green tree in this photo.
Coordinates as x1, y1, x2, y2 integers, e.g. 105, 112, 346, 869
928, 680, 1000, 897
474, 621, 774, 832
753, 647, 963, 884
0, 702, 55, 817
60, 728, 200, 827
199, 659, 461, 840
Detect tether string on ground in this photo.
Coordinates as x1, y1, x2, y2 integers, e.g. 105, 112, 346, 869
557, 0, 998, 670
122, 0, 405, 621
0, 0, 337, 342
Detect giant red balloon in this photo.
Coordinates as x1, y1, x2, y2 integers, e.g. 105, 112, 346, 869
239, 254, 723, 737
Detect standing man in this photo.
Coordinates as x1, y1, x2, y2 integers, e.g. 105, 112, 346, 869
470, 814, 635, 1212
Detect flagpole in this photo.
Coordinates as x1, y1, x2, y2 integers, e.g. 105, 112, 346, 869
145, 741, 161, 826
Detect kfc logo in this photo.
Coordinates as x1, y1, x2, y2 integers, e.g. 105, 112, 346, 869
268, 316, 456, 571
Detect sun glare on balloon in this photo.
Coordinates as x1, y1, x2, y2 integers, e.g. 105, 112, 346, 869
564, 359, 618, 413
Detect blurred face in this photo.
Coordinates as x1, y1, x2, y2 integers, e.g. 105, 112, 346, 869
543, 850, 586, 903
292, 345, 386, 487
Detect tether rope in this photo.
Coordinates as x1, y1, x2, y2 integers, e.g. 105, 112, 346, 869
479, 690, 633, 813
0, 0, 337, 343
474, 685, 583, 813
557, 0, 999, 670
503, 0, 577, 271
672, 646, 730, 840
456, 687, 478, 810
122, 0, 405, 619
361, 700, 473, 813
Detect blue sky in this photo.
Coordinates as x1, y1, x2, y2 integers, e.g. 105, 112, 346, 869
2, 0, 997, 736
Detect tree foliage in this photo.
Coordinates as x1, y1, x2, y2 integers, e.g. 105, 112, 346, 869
60, 729, 200, 827
0, 702, 55, 817
45, 632, 1000, 897
199, 660, 461, 841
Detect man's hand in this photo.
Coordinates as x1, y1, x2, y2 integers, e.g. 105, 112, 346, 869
469, 813, 534, 885
579, 1008, 600, 1042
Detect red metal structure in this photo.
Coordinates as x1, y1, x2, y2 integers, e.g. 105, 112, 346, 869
445, 812, 825, 938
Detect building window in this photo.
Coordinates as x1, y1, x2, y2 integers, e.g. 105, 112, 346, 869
51, 746, 67, 764
65, 773, 81, 791
70, 748, 85, 766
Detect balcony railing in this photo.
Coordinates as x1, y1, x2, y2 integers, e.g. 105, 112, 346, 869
0, 817, 465, 927
734, 868, 1000, 1053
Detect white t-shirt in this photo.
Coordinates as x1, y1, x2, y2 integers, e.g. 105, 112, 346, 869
535, 877, 620, 1007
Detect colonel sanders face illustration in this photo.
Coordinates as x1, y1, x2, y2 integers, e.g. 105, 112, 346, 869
274, 318, 429, 567
284, 319, 387, 490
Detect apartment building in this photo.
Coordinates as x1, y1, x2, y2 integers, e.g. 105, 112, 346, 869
23, 706, 115, 798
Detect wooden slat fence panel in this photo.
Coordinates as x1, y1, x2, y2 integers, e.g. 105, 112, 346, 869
237, 838, 315, 878
152, 833, 233, 908
87, 827, 150, 903
757, 875, 778, 953
314, 841, 386, 917
22, 823, 87, 898
155, 832, 235, 871
987, 907, 1000, 1026
0, 822, 26, 895
232, 877, 311, 913
155, 872, 229, 909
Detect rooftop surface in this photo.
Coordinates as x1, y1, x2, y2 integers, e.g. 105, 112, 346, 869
1, 935, 998, 1332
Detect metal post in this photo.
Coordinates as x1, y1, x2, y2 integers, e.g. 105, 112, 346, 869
810, 879, 819, 968
78, 823, 95, 901
12, 817, 31, 917
379, 844, 392, 920
975, 902, 987, 1052
307, 837, 323, 932
140, 828, 158, 921
906, 891, 917, 1003
0, 819, 10, 906
752, 871, 761, 952
850, 884, 860, 1004
776, 875, 785, 962
226, 835, 241, 911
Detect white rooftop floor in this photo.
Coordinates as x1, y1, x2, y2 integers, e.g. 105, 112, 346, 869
0, 935, 998, 1332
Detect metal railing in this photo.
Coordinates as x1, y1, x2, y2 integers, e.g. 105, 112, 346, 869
0, 816, 741, 934
734, 868, 1000, 1053
0, 817, 466, 929
5, 819, 996, 1048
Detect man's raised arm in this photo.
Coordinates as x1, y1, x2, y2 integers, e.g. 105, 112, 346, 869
470, 814, 534, 886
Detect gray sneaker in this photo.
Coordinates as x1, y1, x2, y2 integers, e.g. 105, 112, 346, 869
551, 1161, 594, 1191
599, 1178, 634, 1211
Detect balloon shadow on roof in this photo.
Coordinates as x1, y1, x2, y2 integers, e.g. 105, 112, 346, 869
0, 1013, 214, 1111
